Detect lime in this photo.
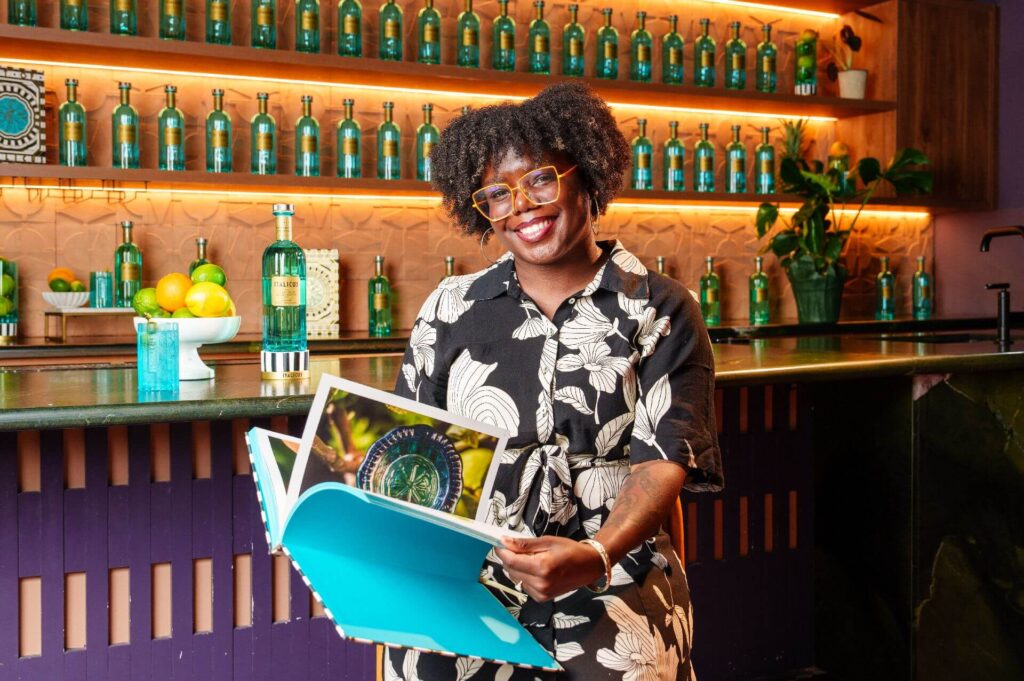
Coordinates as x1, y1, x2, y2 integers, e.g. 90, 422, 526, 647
171, 307, 196, 318
0, 273, 14, 297
797, 55, 816, 71
70, 280, 86, 292
49, 278, 71, 292
185, 281, 232, 317
132, 287, 161, 318
460, 447, 493, 491
190, 263, 227, 286
0, 296, 12, 317
800, 29, 818, 42
152, 308, 171, 318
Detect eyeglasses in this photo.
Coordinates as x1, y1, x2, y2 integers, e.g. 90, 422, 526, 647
472, 165, 577, 222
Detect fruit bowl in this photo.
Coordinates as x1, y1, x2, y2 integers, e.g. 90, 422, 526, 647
43, 291, 90, 309
133, 316, 241, 381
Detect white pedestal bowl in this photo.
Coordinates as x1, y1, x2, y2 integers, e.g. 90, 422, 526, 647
133, 316, 241, 380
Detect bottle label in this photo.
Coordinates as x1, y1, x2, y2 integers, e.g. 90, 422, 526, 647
63, 121, 83, 142
421, 139, 433, 157
701, 49, 713, 68
121, 262, 140, 281
373, 292, 390, 311
118, 124, 136, 145
668, 153, 682, 170
920, 284, 930, 300
755, 287, 767, 303
636, 43, 650, 63
382, 139, 398, 158
301, 9, 318, 31
533, 34, 548, 54
300, 134, 317, 153
881, 285, 892, 301
384, 19, 399, 39
499, 31, 514, 51
730, 52, 744, 71
699, 155, 712, 173
705, 288, 717, 303
66, 0, 82, 6
569, 37, 582, 57
343, 14, 359, 35
342, 136, 359, 156
256, 132, 273, 151
636, 153, 650, 169
603, 40, 616, 61
211, 128, 229, 148
760, 157, 774, 175
668, 46, 681, 66
209, 0, 227, 21
424, 23, 438, 43
762, 54, 775, 73
164, 126, 181, 147
164, 0, 181, 17
462, 27, 478, 46
256, 5, 272, 26
115, 0, 131, 11
730, 156, 744, 174
271, 276, 302, 306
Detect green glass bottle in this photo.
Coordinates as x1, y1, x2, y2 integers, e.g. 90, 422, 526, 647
724, 21, 746, 90
629, 11, 652, 83
700, 256, 720, 326
251, 0, 277, 49
377, 101, 401, 180
663, 120, 684, 192
110, 0, 137, 35
630, 119, 652, 191
460, 105, 471, 115
694, 122, 714, 192
655, 256, 666, 276
206, 0, 231, 43
262, 204, 307, 352
457, 0, 480, 68
112, 82, 139, 170
913, 256, 933, 320
595, 8, 618, 80
662, 14, 683, 85
755, 126, 775, 195
296, 0, 321, 53
694, 18, 715, 88
794, 29, 818, 95
369, 255, 392, 336
61, 0, 88, 31
8, 0, 37, 26
295, 95, 320, 177
114, 221, 142, 308
416, 0, 441, 64
828, 142, 852, 195
206, 88, 233, 173
442, 255, 455, 282
416, 103, 439, 181
160, 0, 185, 40
875, 256, 895, 321
59, 79, 87, 168
337, 98, 361, 178
158, 85, 185, 172
749, 256, 769, 325
561, 4, 584, 77
379, 0, 403, 61
251, 92, 277, 175
189, 237, 209, 275
492, 0, 515, 71
756, 24, 777, 93
528, 1, 550, 75
726, 124, 746, 194
337, 0, 362, 56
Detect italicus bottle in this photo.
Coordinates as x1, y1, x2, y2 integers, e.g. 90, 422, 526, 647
158, 85, 185, 172
629, 11, 652, 83
726, 124, 746, 194
262, 204, 307, 352
749, 256, 769, 325
61, 0, 88, 31
160, 0, 185, 40
492, 0, 515, 72
379, 0, 403, 61
694, 122, 714, 192
756, 24, 777, 93
114, 221, 142, 308
442, 255, 455, 282
694, 18, 715, 87
9, 0, 37, 26
457, 0, 480, 67
251, 0, 277, 49
206, 0, 231, 43
875, 256, 896, 321
337, 98, 361, 178
630, 119, 652, 191
112, 82, 140, 170
663, 120, 684, 192
189, 237, 209, 275
369, 255, 392, 337
662, 14, 683, 85
110, 0, 137, 36
295, 95, 320, 177
595, 8, 618, 80
700, 256, 721, 326
59, 79, 87, 168
755, 126, 775, 195
337, 0, 362, 56
528, 1, 550, 75
417, 0, 441, 64
912, 256, 933, 320
377, 101, 400, 180
416, 103, 439, 181
251, 92, 277, 175
655, 256, 666, 275
296, 0, 321, 53
206, 88, 232, 173
724, 21, 746, 90
561, 4, 584, 77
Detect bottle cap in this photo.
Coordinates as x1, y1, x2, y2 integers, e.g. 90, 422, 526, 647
732, 124, 740, 132
637, 10, 645, 18
165, 85, 177, 93
65, 78, 78, 86
383, 101, 394, 109
119, 82, 131, 89
301, 95, 312, 103
212, 88, 224, 96
343, 98, 355, 106
375, 255, 385, 263
730, 20, 740, 28
121, 220, 133, 228
257, 92, 269, 99
602, 7, 612, 15
423, 103, 433, 112
700, 17, 709, 24
196, 237, 207, 245
272, 203, 295, 215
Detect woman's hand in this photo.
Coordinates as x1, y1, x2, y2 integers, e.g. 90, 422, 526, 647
495, 536, 606, 602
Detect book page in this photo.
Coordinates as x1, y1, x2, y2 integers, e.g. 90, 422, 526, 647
246, 428, 303, 549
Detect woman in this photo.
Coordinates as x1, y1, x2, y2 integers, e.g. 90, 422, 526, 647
389, 82, 723, 680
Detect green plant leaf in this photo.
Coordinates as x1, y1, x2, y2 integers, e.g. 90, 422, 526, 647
887, 147, 929, 172
770, 230, 800, 259
801, 170, 838, 197
887, 170, 934, 195
779, 157, 806, 190
792, 200, 820, 229
824, 232, 847, 262
756, 203, 780, 238
856, 157, 882, 184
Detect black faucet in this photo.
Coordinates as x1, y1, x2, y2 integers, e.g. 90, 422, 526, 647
979, 226, 1023, 348
980, 225, 1024, 251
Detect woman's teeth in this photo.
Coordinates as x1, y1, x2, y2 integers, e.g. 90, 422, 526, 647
515, 217, 554, 242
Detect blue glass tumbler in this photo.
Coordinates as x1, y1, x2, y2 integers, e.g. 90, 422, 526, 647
90, 271, 113, 308
136, 320, 179, 392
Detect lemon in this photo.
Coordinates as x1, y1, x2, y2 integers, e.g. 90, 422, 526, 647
171, 307, 196, 319
132, 287, 161, 318
185, 282, 232, 318
460, 447, 493, 491
70, 280, 86, 292
0, 273, 14, 297
191, 263, 227, 287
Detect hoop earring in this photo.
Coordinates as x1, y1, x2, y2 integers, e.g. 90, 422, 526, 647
590, 196, 601, 236
479, 227, 495, 265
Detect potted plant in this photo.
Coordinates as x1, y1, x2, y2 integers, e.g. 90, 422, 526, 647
825, 25, 868, 99
756, 148, 933, 324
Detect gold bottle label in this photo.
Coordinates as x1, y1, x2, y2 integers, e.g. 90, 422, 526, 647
343, 14, 359, 34
920, 284, 930, 300
603, 40, 616, 60
121, 262, 140, 281
301, 134, 317, 153
730, 156, 744, 173
118, 124, 136, 145
164, 0, 182, 17
256, 132, 273, 151
462, 27, 478, 46
636, 153, 650, 169
499, 31, 514, 51
760, 157, 774, 175
301, 9, 318, 31
755, 287, 766, 303
569, 37, 582, 57
342, 136, 359, 156
699, 155, 712, 172
731, 52, 744, 71
881, 285, 892, 300
700, 49, 713, 68
256, 5, 273, 26
668, 154, 682, 170
66, 0, 82, 6
64, 121, 83, 142
271, 276, 301, 306
384, 19, 399, 39
636, 43, 650, 63
164, 126, 181, 146
762, 54, 775, 73
422, 139, 433, 157
668, 46, 681, 65
382, 139, 398, 158
424, 23, 438, 43
534, 34, 548, 54
115, 0, 131, 12
706, 288, 717, 303
211, 129, 229, 148
373, 292, 389, 311
209, 0, 227, 21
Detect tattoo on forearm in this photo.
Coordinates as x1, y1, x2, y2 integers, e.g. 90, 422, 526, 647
598, 463, 685, 563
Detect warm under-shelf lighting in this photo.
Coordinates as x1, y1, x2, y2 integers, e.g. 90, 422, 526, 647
612, 201, 931, 219
703, 0, 840, 20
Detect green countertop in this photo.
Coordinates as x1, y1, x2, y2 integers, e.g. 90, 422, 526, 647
2, 332, 1023, 431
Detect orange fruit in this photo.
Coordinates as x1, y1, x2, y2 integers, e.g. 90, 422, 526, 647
185, 282, 232, 318
155, 272, 193, 312
48, 267, 76, 284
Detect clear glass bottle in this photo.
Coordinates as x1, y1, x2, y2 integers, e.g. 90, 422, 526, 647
112, 82, 140, 170
160, 0, 185, 40
794, 29, 818, 95
756, 24, 777, 93
59, 79, 87, 168
206, 0, 231, 43
251, 0, 277, 49
561, 4, 584, 77
913, 255, 933, 320
379, 0, 403, 61
875, 255, 895, 321
417, 0, 441, 64
749, 256, 769, 325
61, 0, 88, 31
377, 101, 401, 180
694, 18, 715, 88
528, 1, 550, 75
206, 88, 233, 173
262, 204, 307, 352
630, 119, 652, 191
661, 14, 683, 85
755, 126, 775, 195
694, 122, 714, 192
8, 0, 37, 26
700, 256, 720, 326
492, 0, 515, 72
337, 98, 361, 178
416, 103, 440, 181
457, 0, 480, 68
295, 95, 320, 177
369, 255, 392, 336
189, 237, 209, 275
629, 11, 652, 83
595, 8, 618, 80
663, 120, 684, 192
158, 85, 185, 172
296, 0, 321, 53
251, 92, 277, 175
337, 0, 362, 56
114, 221, 142, 308
655, 256, 666, 275
110, 0, 137, 36
724, 21, 745, 90
726, 124, 746, 194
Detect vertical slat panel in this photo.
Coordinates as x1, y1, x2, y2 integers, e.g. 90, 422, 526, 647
169, 423, 195, 681
209, 420, 237, 681
0, 431, 19, 670
84, 427, 110, 680
39, 430, 65, 679
127, 425, 154, 681
248, 417, 275, 681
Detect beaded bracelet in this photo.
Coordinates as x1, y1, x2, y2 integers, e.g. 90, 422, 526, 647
579, 538, 612, 594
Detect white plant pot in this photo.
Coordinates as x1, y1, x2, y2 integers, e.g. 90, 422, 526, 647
837, 69, 868, 99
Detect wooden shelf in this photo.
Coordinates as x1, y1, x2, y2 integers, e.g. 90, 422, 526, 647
0, 25, 896, 120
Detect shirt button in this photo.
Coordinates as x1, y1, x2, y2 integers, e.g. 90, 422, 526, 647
569, 298, 576, 305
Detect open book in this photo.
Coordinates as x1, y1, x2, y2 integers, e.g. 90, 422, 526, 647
245, 375, 560, 671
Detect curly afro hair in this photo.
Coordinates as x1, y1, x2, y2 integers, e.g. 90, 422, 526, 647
429, 81, 631, 238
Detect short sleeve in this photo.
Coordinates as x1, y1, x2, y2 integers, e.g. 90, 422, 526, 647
628, 285, 723, 493
393, 296, 447, 409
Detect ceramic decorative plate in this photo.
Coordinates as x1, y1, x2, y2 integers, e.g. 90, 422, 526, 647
0, 66, 44, 163
357, 425, 463, 512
